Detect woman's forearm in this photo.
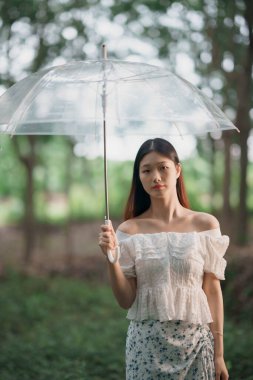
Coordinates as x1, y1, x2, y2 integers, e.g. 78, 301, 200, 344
99, 223, 137, 309
107, 260, 137, 309
208, 290, 224, 358
203, 277, 225, 358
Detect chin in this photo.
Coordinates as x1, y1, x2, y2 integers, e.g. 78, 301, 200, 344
151, 193, 167, 199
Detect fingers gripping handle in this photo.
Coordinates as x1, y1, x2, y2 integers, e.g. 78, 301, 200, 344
105, 219, 120, 263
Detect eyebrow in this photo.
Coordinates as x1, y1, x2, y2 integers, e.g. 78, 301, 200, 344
140, 161, 170, 168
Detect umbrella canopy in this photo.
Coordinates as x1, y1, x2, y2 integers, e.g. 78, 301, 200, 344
0, 55, 239, 263
0, 59, 239, 138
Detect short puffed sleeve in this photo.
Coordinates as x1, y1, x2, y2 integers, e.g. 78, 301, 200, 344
116, 230, 136, 278
200, 230, 229, 280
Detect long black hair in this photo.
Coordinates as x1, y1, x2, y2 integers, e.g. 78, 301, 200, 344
124, 138, 190, 220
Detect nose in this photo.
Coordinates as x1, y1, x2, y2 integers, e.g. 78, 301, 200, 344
153, 169, 161, 183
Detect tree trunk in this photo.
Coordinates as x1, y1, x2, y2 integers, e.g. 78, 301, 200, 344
24, 148, 36, 263
64, 141, 74, 273
12, 136, 37, 263
236, 109, 251, 245
235, 0, 253, 244
209, 137, 217, 213
222, 132, 232, 221
237, 129, 250, 244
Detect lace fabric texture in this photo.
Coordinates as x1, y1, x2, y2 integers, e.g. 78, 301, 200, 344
116, 228, 229, 324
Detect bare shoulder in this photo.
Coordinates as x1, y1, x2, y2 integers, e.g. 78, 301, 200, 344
191, 211, 220, 232
117, 219, 139, 235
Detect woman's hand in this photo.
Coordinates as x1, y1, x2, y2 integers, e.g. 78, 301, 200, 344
98, 221, 118, 258
215, 356, 229, 379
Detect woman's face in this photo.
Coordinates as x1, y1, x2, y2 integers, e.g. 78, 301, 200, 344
139, 151, 181, 198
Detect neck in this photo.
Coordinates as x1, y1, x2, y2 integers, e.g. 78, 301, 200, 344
147, 194, 184, 223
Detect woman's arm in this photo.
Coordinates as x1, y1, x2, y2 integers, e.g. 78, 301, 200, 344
202, 272, 229, 380
99, 222, 137, 309
107, 261, 137, 309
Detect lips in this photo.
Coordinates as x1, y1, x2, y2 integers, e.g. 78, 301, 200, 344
152, 185, 165, 189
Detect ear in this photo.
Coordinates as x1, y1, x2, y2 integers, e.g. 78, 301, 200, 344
176, 163, 181, 179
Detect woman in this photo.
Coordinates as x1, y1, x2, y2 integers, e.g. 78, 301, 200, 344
98, 138, 229, 380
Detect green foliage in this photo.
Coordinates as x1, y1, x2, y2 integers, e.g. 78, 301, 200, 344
0, 272, 252, 379
70, 184, 104, 220
223, 254, 253, 323
1, 134, 253, 225
0, 198, 24, 225
107, 160, 133, 218
183, 155, 212, 211
222, 253, 253, 378
0, 272, 127, 380
224, 319, 253, 379
0, 136, 26, 198
0, 136, 131, 223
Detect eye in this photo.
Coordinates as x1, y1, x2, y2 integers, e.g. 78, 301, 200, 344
142, 169, 150, 173
161, 165, 169, 170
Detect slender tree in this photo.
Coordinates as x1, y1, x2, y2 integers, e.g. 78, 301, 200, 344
12, 136, 37, 263
235, 0, 253, 243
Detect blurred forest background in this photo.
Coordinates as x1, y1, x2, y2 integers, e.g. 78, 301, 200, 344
0, 0, 252, 379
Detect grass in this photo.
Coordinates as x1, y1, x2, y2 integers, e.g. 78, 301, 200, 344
0, 272, 128, 380
0, 272, 252, 379
224, 319, 253, 379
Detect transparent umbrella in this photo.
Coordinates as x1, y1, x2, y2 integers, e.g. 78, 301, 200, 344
0, 46, 239, 261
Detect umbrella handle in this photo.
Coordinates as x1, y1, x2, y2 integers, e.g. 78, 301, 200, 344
105, 219, 120, 263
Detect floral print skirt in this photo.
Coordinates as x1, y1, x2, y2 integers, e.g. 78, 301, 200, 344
126, 319, 215, 380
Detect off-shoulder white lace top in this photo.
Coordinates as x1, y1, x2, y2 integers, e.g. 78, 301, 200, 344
116, 228, 229, 325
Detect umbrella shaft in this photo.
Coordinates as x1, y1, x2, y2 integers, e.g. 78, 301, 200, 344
103, 119, 109, 220
102, 44, 109, 220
